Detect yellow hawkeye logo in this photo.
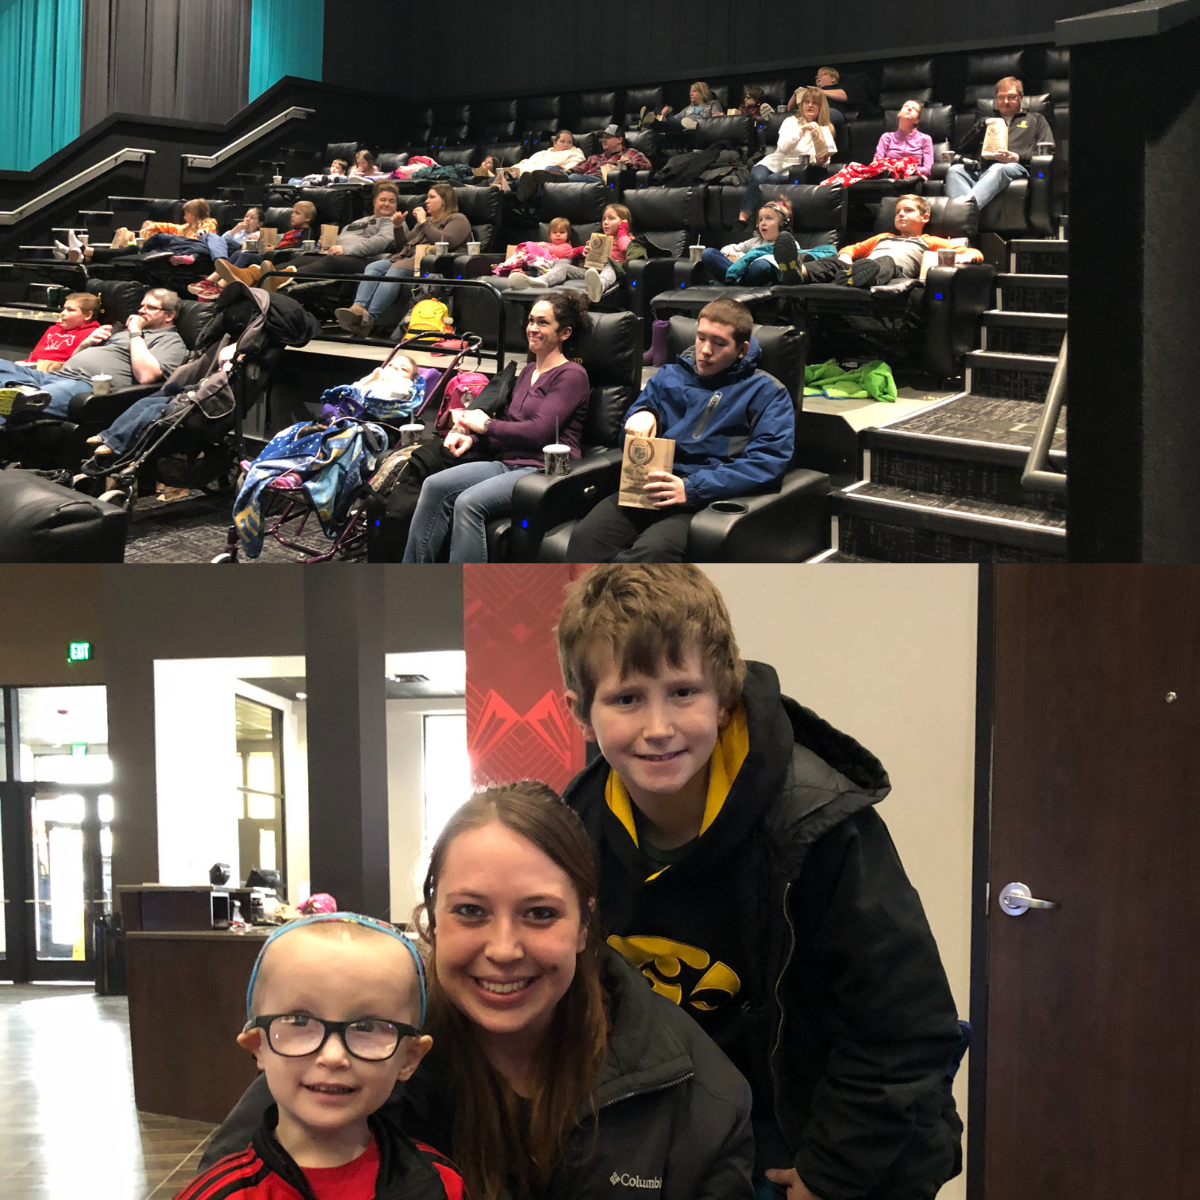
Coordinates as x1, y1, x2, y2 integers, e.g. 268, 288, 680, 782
608, 935, 741, 1011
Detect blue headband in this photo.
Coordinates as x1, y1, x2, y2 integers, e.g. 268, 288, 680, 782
244, 913, 427, 1029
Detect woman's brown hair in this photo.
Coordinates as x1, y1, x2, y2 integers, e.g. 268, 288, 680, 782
690, 80, 714, 103
428, 181, 459, 215
416, 783, 609, 1200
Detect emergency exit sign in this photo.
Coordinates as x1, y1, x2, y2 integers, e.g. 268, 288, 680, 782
67, 641, 91, 663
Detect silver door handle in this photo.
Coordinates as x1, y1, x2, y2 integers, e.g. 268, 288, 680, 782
999, 882, 1059, 916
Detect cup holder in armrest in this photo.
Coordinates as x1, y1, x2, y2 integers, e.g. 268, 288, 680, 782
708, 500, 749, 515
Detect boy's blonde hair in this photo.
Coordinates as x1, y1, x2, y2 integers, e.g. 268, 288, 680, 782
293, 200, 318, 223
65, 291, 99, 316
557, 565, 745, 719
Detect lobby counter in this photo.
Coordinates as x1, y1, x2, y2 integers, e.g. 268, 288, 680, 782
125, 929, 270, 1124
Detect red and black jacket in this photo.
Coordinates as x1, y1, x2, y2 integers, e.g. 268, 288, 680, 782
176, 1106, 465, 1200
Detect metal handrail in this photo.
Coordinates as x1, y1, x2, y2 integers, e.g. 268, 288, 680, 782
279, 270, 510, 371
0, 148, 155, 226
182, 106, 315, 169
1021, 332, 1067, 495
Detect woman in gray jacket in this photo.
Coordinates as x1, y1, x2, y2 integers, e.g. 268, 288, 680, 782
279, 181, 407, 280
200, 783, 754, 1200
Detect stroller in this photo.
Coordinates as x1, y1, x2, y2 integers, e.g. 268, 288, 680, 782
73, 283, 321, 510
213, 330, 487, 563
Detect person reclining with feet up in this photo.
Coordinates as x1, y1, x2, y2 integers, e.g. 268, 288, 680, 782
641, 81, 724, 130
774, 193, 981, 288
201, 202, 318, 298
490, 130, 584, 190
67, 199, 219, 264
518, 126, 651, 200
16, 293, 100, 368
700, 199, 800, 285
566, 297, 794, 563
0, 288, 187, 426
946, 76, 1054, 212
266, 182, 406, 286
511, 203, 646, 305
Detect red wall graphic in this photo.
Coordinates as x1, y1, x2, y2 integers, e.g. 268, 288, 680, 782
463, 564, 591, 793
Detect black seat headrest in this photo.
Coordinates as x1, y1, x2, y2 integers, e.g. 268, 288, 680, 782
874, 196, 979, 239
455, 185, 501, 227
298, 186, 356, 229
171, 298, 212, 350
624, 128, 658, 158
325, 141, 361, 165
485, 142, 525, 167
438, 145, 482, 167
883, 104, 955, 144
519, 95, 561, 121
262, 205, 294, 231
665, 318, 804, 405
739, 79, 789, 107
86, 278, 143, 326
377, 152, 408, 173
578, 90, 617, 117
692, 115, 754, 149
963, 50, 1027, 105
148, 198, 186, 223
538, 181, 608, 223
760, 183, 847, 238
624, 187, 701, 232
569, 311, 640, 448
625, 86, 664, 115
881, 59, 934, 91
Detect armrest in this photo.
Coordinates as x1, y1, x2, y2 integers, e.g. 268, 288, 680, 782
685, 468, 832, 561
672, 258, 710, 288
1026, 154, 1054, 238
455, 253, 504, 279
922, 263, 996, 382
626, 257, 685, 320
68, 384, 159, 430
506, 449, 623, 561
420, 252, 460, 277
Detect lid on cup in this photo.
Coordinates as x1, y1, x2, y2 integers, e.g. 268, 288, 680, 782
543, 443, 570, 453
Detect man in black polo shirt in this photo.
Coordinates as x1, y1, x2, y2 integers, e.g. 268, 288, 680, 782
946, 76, 1055, 211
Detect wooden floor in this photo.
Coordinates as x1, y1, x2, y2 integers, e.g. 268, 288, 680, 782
1, 983, 215, 1200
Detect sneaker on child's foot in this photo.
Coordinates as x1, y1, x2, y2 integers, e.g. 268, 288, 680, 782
773, 231, 802, 284
585, 267, 604, 304
169, 254, 196, 265
510, 272, 532, 290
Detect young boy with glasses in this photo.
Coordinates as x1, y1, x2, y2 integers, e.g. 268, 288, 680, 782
176, 914, 464, 1200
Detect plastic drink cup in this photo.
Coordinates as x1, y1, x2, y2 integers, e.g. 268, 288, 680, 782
543, 443, 571, 476
272, 175, 283, 184
91, 374, 113, 395
467, 241, 481, 256
689, 245, 703, 262
434, 240, 450, 256
937, 248, 957, 267
400, 423, 424, 447
302, 239, 316, 251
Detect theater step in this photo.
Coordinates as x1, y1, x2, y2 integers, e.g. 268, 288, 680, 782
78, 210, 115, 236
980, 311, 1067, 356
864, 393, 1066, 513
995, 272, 1067, 314
1009, 238, 1068, 276
216, 186, 244, 201
965, 349, 1059, 403
831, 481, 1067, 562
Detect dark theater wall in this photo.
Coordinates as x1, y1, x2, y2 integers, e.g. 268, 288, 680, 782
362, 0, 1101, 101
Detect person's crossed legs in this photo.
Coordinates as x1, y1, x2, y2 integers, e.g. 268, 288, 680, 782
945, 161, 1027, 212
566, 492, 695, 562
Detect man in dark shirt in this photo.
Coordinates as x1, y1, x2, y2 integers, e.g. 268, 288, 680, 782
946, 76, 1055, 211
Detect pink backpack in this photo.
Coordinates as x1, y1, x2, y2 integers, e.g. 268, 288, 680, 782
435, 371, 490, 433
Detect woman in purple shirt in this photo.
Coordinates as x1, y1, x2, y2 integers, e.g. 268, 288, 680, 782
403, 292, 592, 562
875, 99, 934, 178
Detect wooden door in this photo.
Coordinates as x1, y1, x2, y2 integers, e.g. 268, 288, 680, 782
984, 565, 1200, 1198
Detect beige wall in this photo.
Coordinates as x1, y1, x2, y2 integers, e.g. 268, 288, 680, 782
703, 565, 977, 1200
0, 566, 105, 686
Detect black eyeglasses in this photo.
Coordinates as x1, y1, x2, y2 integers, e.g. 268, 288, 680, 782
246, 1013, 420, 1062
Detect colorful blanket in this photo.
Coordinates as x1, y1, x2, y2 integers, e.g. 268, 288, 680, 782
233, 417, 387, 558
820, 156, 923, 189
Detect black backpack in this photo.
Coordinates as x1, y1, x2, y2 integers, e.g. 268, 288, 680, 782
656, 144, 725, 187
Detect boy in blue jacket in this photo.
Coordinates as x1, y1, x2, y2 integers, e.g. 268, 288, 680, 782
566, 298, 795, 562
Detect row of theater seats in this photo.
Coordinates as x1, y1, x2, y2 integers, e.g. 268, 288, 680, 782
358, 48, 1069, 146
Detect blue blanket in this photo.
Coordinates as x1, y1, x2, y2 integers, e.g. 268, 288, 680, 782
233, 417, 387, 559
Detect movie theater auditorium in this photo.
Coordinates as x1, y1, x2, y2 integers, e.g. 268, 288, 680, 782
0, 0, 1195, 563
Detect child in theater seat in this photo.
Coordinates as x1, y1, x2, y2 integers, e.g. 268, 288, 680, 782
174, 914, 465, 1200
17, 293, 100, 368
494, 216, 577, 279
557, 564, 965, 1200
776, 193, 981, 288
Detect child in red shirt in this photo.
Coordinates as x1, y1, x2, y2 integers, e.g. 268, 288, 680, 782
175, 914, 465, 1200
18, 293, 100, 369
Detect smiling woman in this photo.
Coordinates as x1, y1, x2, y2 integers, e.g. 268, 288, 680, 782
203, 782, 755, 1200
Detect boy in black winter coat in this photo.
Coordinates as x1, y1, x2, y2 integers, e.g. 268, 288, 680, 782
556, 565, 964, 1200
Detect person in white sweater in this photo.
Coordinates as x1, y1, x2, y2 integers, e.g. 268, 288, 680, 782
739, 87, 836, 222
504, 129, 585, 178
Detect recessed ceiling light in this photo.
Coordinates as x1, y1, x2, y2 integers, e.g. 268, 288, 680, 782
295, 692, 307, 700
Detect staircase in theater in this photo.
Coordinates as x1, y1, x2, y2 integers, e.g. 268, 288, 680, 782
824, 233, 1068, 562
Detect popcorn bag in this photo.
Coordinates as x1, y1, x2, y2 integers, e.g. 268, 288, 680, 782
982, 118, 1009, 155
619, 435, 676, 509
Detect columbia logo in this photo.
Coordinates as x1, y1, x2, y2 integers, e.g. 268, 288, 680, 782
609, 1172, 662, 1190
